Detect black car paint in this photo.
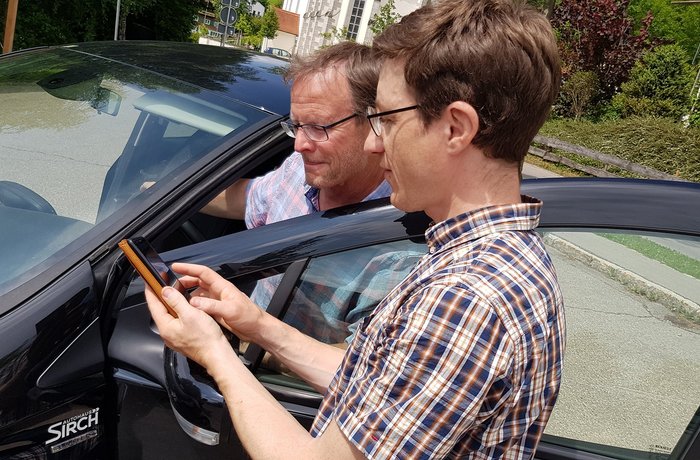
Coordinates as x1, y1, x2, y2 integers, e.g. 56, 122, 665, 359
0, 41, 291, 459
1, 42, 699, 460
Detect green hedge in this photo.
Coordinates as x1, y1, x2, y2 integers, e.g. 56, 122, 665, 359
538, 117, 700, 183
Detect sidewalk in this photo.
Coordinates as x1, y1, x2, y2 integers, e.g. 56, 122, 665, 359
524, 162, 700, 318
546, 232, 700, 318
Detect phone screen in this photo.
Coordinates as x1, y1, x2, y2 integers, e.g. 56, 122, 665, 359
136, 241, 188, 296
119, 237, 190, 317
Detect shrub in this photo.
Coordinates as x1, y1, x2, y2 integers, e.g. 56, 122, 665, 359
611, 44, 695, 119
557, 71, 600, 119
539, 116, 700, 182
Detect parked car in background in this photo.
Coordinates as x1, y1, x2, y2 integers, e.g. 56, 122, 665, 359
263, 47, 292, 60
0, 41, 699, 460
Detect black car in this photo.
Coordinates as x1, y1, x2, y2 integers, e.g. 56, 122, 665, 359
1, 41, 699, 460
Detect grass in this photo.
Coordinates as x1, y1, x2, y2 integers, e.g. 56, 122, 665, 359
538, 117, 700, 183
601, 233, 700, 280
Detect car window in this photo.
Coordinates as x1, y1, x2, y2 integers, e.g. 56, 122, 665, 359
279, 240, 426, 344
540, 229, 700, 459
0, 48, 272, 298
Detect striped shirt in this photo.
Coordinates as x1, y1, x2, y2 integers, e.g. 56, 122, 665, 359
311, 197, 566, 459
245, 151, 392, 228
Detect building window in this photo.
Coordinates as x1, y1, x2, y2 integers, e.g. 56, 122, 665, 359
204, 18, 211, 25
347, 0, 366, 40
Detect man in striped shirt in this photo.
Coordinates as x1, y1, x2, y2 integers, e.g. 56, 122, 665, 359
146, 0, 566, 458
203, 41, 390, 227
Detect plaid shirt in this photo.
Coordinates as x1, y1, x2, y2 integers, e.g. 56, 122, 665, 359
311, 197, 566, 460
245, 152, 392, 228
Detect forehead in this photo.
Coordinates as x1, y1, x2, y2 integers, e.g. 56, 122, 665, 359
376, 59, 411, 108
290, 68, 352, 120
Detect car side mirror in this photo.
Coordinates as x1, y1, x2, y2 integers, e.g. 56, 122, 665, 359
164, 347, 225, 445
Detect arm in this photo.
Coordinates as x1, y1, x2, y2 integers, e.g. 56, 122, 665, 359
200, 178, 250, 220
166, 263, 344, 392
146, 284, 363, 459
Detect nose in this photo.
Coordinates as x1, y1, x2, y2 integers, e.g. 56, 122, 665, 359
364, 130, 384, 156
294, 129, 316, 153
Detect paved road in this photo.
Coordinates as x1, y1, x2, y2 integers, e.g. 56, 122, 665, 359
522, 162, 700, 454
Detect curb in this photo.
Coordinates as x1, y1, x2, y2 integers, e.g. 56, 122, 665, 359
544, 233, 700, 323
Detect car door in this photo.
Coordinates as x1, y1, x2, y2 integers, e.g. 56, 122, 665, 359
525, 179, 700, 460
107, 200, 432, 458
107, 178, 700, 460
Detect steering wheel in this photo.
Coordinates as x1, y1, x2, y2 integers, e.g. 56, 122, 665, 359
0, 181, 56, 214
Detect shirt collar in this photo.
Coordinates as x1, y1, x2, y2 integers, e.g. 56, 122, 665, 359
303, 180, 392, 212
425, 195, 543, 254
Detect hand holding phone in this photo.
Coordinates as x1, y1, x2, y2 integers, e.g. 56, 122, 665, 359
118, 237, 190, 317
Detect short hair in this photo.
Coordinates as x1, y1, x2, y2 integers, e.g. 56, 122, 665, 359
285, 42, 380, 116
373, 0, 561, 163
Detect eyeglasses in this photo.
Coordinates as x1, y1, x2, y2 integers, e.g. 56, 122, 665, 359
280, 113, 358, 142
366, 105, 420, 137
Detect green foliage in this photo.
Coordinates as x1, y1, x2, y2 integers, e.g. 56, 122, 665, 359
557, 71, 600, 119
628, 0, 700, 62
259, 7, 279, 39
551, 0, 655, 99
1, 0, 204, 49
319, 27, 353, 46
611, 45, 695, 119
368, 0, 401, 36
602, 233, 700, 280
539, 117, 700, 182
234, 1, 279, 47
147, 0, 206, 42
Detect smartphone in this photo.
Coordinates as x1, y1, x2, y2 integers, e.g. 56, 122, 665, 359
118, 237, 189, 317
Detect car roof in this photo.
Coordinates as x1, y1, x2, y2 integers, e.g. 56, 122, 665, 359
41, 41, 292, 116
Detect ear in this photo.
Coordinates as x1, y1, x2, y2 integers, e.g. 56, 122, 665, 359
444, 101, 479, 155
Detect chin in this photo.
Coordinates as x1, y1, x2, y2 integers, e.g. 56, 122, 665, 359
389, 193, 412, 212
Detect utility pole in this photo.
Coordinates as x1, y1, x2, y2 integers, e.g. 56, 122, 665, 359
114, 0, 121, 40
3, 0, 19, 53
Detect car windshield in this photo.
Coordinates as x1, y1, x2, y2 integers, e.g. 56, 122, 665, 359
0, 46, 272, 296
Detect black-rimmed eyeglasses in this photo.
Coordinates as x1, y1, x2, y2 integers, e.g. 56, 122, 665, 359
366, 105, 420, 137
280, 113, 358, 142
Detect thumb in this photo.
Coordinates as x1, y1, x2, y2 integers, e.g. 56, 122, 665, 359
160, 286, 191, 318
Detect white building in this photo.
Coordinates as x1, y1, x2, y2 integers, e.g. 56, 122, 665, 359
291, 0, 426, 56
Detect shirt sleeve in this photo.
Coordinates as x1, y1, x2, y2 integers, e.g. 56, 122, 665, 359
333, 283, 515, 459
244, 154, 296, 228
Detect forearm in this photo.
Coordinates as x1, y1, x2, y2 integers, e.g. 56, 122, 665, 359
208, 341, 319, 459
254, 313, 345, 393
201, 179, 250, 219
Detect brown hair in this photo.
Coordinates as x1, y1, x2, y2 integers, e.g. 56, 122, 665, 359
285, 42, 380, 116
373, 0, 561, 163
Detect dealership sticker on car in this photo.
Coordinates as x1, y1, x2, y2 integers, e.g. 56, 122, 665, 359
45, 408, 99, 453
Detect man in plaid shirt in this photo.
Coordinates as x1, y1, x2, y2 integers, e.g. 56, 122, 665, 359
146, 0, 566, 458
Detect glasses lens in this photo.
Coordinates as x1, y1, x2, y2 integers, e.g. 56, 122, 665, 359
300, 125, 328, 142
366, 107, 381, 136
281, 121, 296, 138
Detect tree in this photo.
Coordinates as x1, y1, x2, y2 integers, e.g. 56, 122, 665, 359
319, 27, 353, 47
2, 0, 205, 49
526, 0, 556, 18
230, 1, 279, 49
628, 0, 700, 62
611, 44, 696, 119
557, 71, 600, 119
368, 0, 401, 36
552, 0, 656, 99
259, 7, 279, 40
